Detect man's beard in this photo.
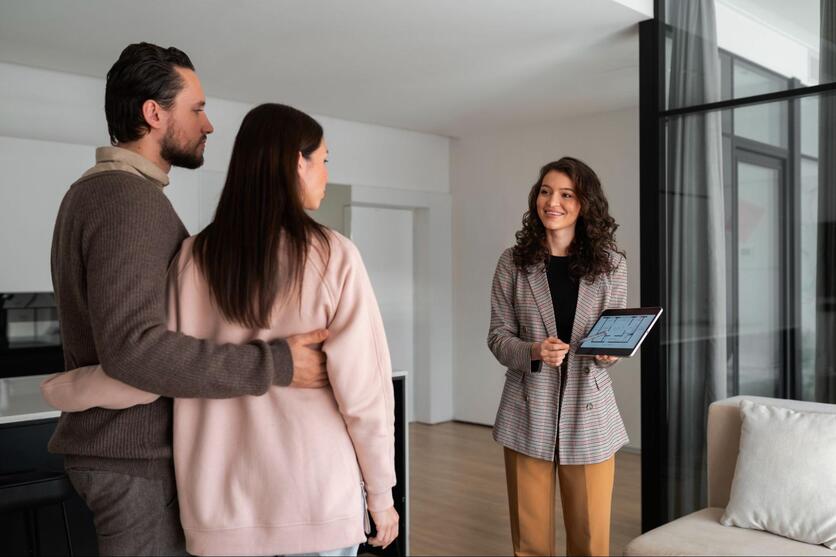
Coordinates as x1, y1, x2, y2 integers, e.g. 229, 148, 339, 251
160, 126, 205, 170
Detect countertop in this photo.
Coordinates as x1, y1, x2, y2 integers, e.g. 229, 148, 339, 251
0, 370, 406, 425
0, 374, 59, 425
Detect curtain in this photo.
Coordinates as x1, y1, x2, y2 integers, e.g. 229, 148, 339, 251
816, 0, 836, 403
665, 0, 727, 517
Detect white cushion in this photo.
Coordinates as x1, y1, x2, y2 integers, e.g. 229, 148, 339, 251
720, 400, 836, 549
625, 508, 836, 556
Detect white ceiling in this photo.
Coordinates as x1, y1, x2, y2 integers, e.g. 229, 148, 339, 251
0, 0, 648, 138
720, 0, 820, 50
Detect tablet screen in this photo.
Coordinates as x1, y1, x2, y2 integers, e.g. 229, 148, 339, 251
576, 307, 663, 357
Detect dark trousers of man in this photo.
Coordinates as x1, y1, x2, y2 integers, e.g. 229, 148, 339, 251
66, 468, 186, 556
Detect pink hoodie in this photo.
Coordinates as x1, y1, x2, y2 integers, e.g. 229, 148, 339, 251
42, 230, 395, 556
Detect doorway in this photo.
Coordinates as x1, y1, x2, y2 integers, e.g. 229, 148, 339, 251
349, 205, 416, 422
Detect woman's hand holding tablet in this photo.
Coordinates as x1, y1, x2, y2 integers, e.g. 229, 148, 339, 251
576, 307, 664, 358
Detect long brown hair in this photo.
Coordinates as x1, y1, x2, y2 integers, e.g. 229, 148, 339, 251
192, 103, 330, 328
512, 157, 623, 281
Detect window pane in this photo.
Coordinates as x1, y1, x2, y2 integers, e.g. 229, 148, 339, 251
801, 96, 820, 157
734, 102, 788, 147
665, 0, 833, 110
659, 90, 836, 522
800, 157, 819, 400
736, 160, 782, 397
733, 60, 787, 98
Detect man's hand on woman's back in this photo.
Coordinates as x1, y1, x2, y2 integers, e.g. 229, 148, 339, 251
287, 329, 330, 388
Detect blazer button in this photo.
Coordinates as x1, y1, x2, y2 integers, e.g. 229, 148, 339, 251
586, 402, 594, 410
584, 368, 591, 374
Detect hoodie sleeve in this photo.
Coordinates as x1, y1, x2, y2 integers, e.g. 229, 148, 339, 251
323, 238, 396, 512
41, 365, 160, 412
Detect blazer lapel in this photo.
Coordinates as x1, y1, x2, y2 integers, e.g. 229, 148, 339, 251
526, 267, 558, 339
570, 275, 601, 345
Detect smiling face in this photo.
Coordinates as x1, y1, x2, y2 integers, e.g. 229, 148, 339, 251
298, 139, 329, 210
536, 170, 581, 232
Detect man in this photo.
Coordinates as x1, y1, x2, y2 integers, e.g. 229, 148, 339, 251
49, 42, 328, 555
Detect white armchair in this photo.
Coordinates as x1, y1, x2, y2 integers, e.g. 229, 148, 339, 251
624, 396, 836, 556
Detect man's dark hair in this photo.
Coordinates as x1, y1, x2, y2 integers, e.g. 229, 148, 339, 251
105, 42, 195, 145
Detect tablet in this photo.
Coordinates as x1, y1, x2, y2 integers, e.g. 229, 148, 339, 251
575, 307, 663, 357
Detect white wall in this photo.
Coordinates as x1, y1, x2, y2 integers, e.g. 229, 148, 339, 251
0, 62, 455, 422
350, 206, 415, 420
0, 137, 90, 292
450, 107, 642, 449
308, 183, 352, 234
612, 0, 653, 18
0, 60, 450, 287
351, 185, 454, 424
0, 62, 451, 191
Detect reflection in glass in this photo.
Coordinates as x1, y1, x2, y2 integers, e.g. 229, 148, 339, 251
734, 103, 787, 147
816, 9, 836, 402
665, 0, 726, 518
800, 158, 819, 400
661, 91, 836, 521
653, 0, 836, 527
801, 96, 819, 157
733, 59, 786, 98
665, 0, 831, 110
736, 161, 782, 397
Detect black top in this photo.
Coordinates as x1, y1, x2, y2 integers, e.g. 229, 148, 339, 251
547, 256, 580, 344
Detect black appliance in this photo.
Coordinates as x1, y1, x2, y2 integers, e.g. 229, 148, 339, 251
0, 293, 64, 379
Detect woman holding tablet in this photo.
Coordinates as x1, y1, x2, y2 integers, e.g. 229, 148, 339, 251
487, 156, 628, 556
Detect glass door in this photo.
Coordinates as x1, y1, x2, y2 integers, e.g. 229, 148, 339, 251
731, 152, 788, 397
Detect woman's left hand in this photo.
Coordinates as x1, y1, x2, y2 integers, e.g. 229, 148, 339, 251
595, 355, 620, 365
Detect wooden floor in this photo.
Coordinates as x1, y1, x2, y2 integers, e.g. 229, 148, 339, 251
408, 421, 641, 556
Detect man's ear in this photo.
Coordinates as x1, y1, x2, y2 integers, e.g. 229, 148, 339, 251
141, 99, 165, 131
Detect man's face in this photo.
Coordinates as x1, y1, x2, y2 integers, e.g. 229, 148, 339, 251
160, 68, 214, 169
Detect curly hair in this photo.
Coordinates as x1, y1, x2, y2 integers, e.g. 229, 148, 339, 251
512, 157, 624, 281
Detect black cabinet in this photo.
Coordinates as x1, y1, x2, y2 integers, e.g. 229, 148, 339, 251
1, 375, 409, 556
361, 373, 409, 557
0, 418, 97, 557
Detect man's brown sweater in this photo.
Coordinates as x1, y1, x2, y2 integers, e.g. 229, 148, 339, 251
49, 148, 293, 478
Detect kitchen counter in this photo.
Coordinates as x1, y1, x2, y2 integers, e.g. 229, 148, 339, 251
0, 373, 59, 425
0, 372, 406, 425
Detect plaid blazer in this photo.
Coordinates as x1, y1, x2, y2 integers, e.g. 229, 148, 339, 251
487, 247, 629, 464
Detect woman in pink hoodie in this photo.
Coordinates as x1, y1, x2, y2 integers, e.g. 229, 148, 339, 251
42, 103, 398, 557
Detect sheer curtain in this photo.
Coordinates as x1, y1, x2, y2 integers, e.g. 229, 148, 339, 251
665, 0, 727, 517
816, 0, 836, 403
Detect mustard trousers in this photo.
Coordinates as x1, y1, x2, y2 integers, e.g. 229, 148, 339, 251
504, 448, 615, 557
